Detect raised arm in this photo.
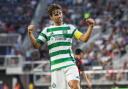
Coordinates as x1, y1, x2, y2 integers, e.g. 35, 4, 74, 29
79, 18, 95, 42
81, 71, 92, 89
28, 25, 41, 49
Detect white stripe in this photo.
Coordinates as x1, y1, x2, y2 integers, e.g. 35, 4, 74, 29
51, 61, 74, 70
69, 48, 75, 58
67, 30, 72, 34
53, 30, 63, 34
49, 46, 70, 53
47, 40, 60, 45
38, 35, 46, 42
51, 54, 71, 61
47, 39, 72, 46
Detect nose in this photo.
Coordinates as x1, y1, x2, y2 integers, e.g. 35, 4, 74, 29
56, 14, 62, 19
58, 15, 61, 18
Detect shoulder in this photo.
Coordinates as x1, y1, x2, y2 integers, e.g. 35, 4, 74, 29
61, 24, 77, 33
66, 24, 77, 30
64, 24, 76, 28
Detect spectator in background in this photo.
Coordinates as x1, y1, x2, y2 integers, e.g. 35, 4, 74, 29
2, 83, 9, 89
14, 82, 21, 89
75, 48, 92, 89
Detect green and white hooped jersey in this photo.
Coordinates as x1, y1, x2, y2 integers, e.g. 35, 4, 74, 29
36, 24, 77, 72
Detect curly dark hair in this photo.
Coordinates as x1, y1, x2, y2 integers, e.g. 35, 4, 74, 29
48, 4, 62, 16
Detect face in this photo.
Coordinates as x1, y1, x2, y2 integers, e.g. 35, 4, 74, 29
3, 84, 9, 89
50, 9, 63, 24
80, 52, 84, 59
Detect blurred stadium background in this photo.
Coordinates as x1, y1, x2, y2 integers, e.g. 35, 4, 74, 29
0, 0, 128, 89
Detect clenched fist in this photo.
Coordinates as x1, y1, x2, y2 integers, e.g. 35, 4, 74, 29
28, 25, 35, 33
86, 18, 95, 26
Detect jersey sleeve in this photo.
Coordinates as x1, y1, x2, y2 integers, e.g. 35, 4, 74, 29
70, 24, 83, 40
36, 28, 47, 45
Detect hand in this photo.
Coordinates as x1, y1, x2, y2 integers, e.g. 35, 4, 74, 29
28, 25, 35, 33
86, 18, 95, 26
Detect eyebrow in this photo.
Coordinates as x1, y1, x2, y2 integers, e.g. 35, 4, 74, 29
53, 11, 61, 13
53, 11, 62, 15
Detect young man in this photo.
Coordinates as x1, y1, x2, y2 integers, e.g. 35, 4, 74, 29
28, 4, 95, 89
75, 49, 92, 89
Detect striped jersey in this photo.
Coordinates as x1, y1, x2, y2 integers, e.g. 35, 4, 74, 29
36, 24, 79, 72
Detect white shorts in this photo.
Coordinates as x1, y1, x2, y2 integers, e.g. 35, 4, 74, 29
51, 65, 80, 89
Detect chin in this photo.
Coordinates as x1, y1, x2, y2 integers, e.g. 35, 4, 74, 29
56, 21, 62, 24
